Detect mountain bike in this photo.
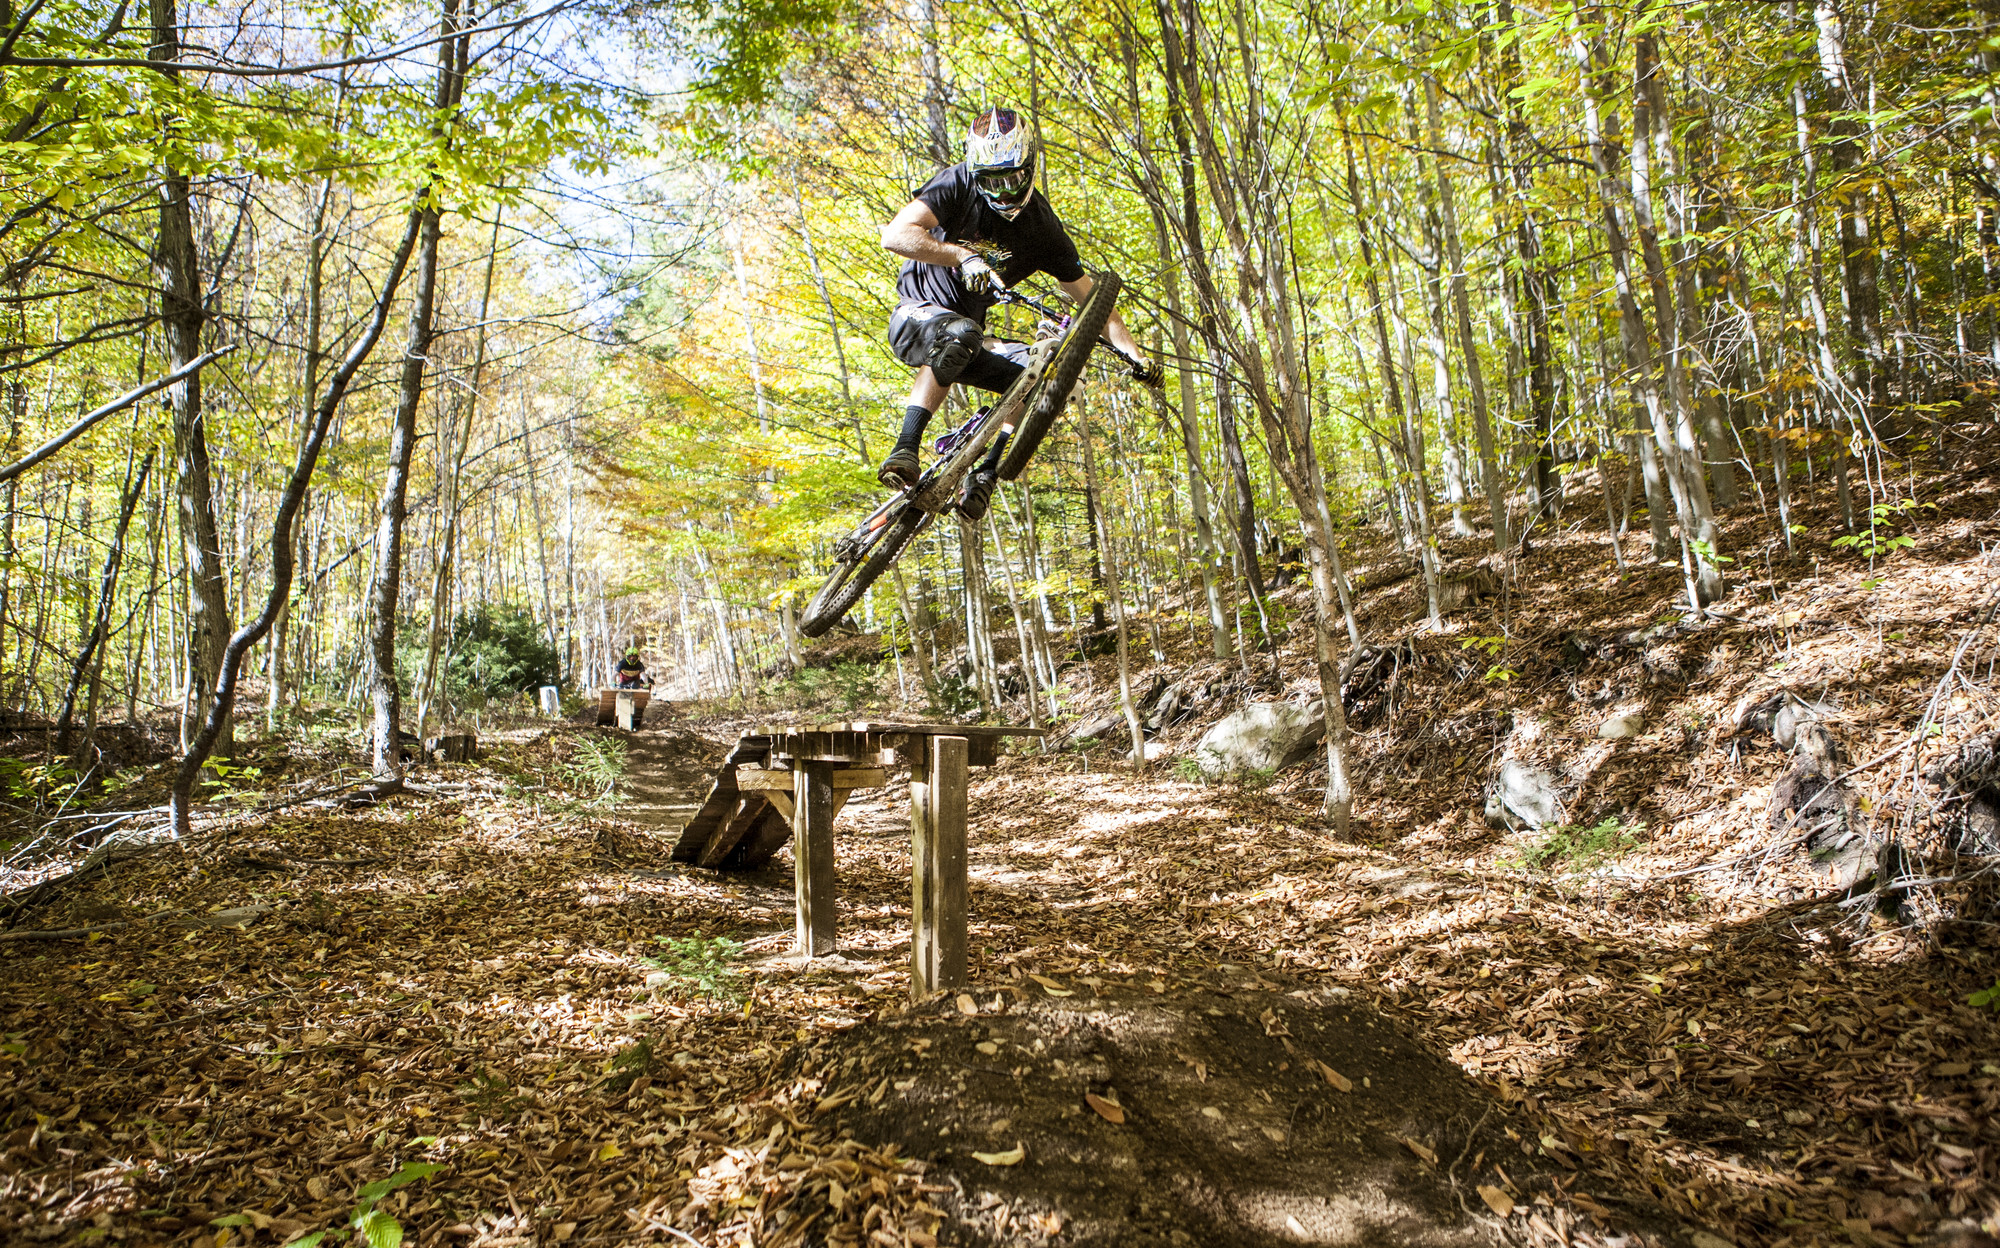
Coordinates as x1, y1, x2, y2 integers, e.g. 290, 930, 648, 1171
798, 270, 1130, 639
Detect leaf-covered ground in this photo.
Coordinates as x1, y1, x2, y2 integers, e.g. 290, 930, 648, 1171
3, 472, 1999, 1248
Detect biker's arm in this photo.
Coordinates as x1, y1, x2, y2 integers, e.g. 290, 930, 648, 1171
882, 200, 973, 269
1057, 273, 1148, 363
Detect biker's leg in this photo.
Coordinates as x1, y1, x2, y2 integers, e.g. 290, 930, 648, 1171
886, 367, 953, 480
882, 311, 983, 487
955, 347, 1029, 520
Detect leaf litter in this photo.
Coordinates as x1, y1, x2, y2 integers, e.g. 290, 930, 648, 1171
3, 482, 1999, 1247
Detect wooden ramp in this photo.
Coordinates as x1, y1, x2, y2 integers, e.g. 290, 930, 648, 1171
596, 688, 650, 728
669, 722, 1040, 997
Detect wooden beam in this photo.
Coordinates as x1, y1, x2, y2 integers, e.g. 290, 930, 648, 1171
738, 767, 886, 792
698, 795, 766, 869
793, 759, 837, 959
910, 734, 969, 999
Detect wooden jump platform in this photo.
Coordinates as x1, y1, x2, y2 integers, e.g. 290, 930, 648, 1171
670, 722, 1041, 998
596, 687, 649, 729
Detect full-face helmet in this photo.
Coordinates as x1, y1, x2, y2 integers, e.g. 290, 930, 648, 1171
965, 107, 1037, 220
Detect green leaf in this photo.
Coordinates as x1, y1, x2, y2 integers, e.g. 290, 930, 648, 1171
352, 1209, 403, 1248
287, 1233, 329, 1248
355, 1161, 445, 1202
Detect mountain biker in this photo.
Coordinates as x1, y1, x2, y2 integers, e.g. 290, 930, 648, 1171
615, 648, 647, 689
878, 106, 1162, 521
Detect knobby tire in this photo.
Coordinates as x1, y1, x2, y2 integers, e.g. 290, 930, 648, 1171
996, 270, 1122, 482
799, 509, 926, 637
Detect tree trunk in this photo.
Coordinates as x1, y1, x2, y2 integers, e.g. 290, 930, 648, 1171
169, 206, 428, 835
1573, 14, 1720, 611
1419, 56, 1509, 549
151, 0, 232, 758
57, 453, 153, 759
416, 203, 502, 738
365, 0, 466, 777
1811, 0, 1888, 413
1630, 33, 1726, 604
366, 203, 445, 778
1343, 138, 1444, 626
269, 179, 334, 729
1081, 415, 1144, 770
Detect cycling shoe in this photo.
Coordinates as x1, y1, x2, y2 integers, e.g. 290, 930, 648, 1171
958, 468, 997, 521
877, 447, 920, 490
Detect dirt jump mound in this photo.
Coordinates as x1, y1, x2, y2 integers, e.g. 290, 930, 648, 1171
786, 978, 1604, 1247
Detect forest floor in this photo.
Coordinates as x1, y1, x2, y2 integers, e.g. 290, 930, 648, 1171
3, 467, 2000, 1248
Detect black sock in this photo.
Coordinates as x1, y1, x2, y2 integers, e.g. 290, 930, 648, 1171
977, 431, 1011, 475
894, 405, 932, 455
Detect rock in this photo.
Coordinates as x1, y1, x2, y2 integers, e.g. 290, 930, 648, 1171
1483, 761, 1563, 831
1143, 684, 1185, 733
1437, 567, 1501, 614
1923, 731, 2000, 856
1129, 741, 1171, 764
1558, 633, 1599, 671
1727, 689, 1785, 737
1597, 713, 1644, 739
1069, 714, 1125, 745
1192, 700, 1327, 781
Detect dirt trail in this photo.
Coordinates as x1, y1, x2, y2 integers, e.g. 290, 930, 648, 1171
609, 713, 730, 830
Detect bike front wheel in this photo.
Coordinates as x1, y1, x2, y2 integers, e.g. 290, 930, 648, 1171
997, 270, 1123, 482
799, 509, 928, 638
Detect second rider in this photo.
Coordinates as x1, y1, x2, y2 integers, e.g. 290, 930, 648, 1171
877, 106, 1160, 521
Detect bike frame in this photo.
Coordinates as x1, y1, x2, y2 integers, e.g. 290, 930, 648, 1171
832, 287, 1088, 559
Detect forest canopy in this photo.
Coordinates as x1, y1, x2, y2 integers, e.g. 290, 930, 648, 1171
0, 0, 1994, 828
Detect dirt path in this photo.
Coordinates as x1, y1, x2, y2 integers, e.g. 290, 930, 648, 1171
1, 702, 1994, 1247
609, 716, 729, 830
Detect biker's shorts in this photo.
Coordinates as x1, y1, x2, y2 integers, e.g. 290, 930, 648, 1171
888, 301, 1029, 394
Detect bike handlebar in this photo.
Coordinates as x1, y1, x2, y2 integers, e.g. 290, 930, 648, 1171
991, 287, 1145, 374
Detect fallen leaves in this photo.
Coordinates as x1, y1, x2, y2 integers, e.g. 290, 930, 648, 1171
1311, 1059, 1352, 1092
1084, 1092, 1125, 1124
1026, 973, 1073, 998
1476, 1184, 1514, 1217
1400, 1137, 1439, 1166
970, 1144, 1025, 1166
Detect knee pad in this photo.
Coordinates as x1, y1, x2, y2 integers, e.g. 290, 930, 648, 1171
924, 316, 985, 387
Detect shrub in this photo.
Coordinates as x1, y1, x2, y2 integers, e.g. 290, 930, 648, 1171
446, 604, 559, 699
1502, 816, 1642, 872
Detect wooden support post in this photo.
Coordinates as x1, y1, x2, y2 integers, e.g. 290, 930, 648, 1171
793, 758, 837, 959
910, 734, 969, 999
615, 691, 637, 730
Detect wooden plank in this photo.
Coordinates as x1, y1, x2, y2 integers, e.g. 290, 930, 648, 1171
793, 760, 837, 958
669, 774, 739, 862
726, 804, 794, 869
698, 795, 767, 869
738, 766, 886, 792
910, 735, 969, 999
751, 721, 1045, 738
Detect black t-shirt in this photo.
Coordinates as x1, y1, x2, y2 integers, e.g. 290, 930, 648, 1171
894, 163, 1086, 322
616, 656, 644, 676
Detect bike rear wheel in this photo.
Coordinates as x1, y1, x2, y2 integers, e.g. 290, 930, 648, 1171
800, 509, 928, 638
997, 270, 1123, 482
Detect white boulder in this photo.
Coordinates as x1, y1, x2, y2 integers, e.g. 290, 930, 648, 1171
1484, 761, 1564, 831
1192, 700, 1327, 781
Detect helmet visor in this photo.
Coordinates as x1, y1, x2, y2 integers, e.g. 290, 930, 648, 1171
974, 163, 1034, 209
